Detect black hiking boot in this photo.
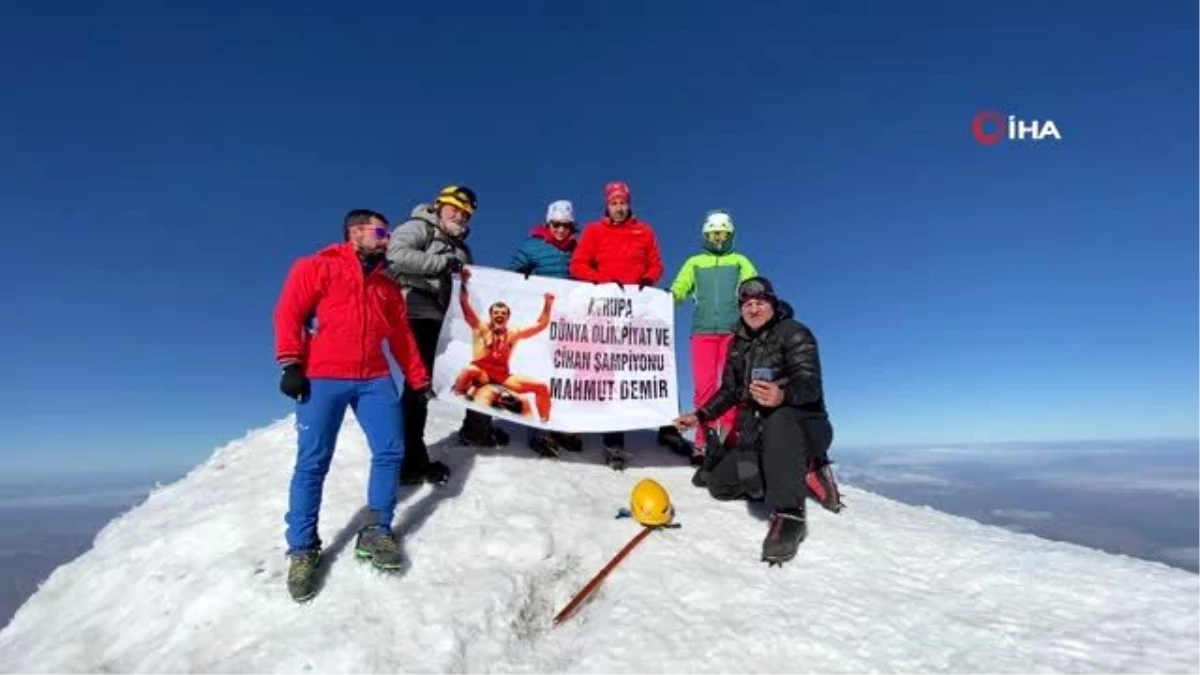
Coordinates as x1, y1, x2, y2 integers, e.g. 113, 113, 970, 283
551, 432, 583, 452
762, 507, 807, 566
656, 425, 694, 458
806, 458, 845, 513
354, 525, 406, 573
400, 460, 451, 486
458, 421, 510, 448
528, 431, 562, 458
287, 548, 321, 602
601, 432, 629, 471
604, 446, 631, 471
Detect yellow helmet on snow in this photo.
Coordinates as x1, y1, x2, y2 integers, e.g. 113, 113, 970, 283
629, 478, 674, 527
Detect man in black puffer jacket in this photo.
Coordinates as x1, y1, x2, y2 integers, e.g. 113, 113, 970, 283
673, 276, 843, 565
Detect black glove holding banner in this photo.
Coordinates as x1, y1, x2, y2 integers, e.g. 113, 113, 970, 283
280, 363, 310, 403
445, 256, 464, 273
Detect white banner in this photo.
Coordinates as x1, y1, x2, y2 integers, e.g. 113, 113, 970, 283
431, 266, 680, 433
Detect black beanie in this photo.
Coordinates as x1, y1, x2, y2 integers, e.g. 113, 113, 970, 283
738, 276, 778, 303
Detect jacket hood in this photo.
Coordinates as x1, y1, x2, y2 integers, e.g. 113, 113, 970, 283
530, 223, 576, 251
409, 203, 437, 221
410, 202, 469, 240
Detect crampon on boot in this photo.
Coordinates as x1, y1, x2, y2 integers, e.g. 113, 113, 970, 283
551, 432, 583, 452
762, 507, 807, 566
806, 458, 845, 513
602, 433, 630, 471
528, 431, 562, 458
604, 446, 632, 471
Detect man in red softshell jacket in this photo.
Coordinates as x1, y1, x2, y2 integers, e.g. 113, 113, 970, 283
568, 182, 691, 470
569, 181, 664, 288
272, 208, 430, 603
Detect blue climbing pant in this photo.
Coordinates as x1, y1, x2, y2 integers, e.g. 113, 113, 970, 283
285, 376, 404, 554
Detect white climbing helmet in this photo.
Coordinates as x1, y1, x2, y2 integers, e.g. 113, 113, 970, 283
546, 199, 575, 224
702, 209, 734, 234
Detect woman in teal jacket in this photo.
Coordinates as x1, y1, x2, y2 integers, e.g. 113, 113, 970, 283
507, 199, 583, 456
509, 200, 577, 279
669, 209, 759, 453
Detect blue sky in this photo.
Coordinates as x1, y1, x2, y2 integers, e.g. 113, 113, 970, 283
0, 0, 1195, 477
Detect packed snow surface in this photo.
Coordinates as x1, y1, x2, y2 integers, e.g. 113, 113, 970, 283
0, 401, 1196, 673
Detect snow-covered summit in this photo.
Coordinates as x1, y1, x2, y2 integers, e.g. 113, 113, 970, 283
1, 401, 1196, 673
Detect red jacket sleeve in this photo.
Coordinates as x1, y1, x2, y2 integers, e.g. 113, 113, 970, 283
643, 227, 664, 285
387, 290, 431, 390
569, 226, 601, 282
273, 257, 323, 365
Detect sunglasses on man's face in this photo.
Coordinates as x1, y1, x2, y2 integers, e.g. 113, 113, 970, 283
549, 221, 574, 230
357, 226, 388, 239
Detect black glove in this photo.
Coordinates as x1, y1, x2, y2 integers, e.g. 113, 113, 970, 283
416, 387, 436, 403
520, 265, 533, 280
637, 278, 653, 291
445, 256, 464, 273
280, 363, 310, 403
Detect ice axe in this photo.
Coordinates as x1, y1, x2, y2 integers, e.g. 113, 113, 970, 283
552, 479, 679, 627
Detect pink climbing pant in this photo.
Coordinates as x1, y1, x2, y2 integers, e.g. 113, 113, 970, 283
691, 333, 737, 448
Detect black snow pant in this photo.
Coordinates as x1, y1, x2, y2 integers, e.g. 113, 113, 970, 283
705, 406, 833, 511
400, 317, 491, 471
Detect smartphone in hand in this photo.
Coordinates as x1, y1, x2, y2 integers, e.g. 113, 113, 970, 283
750, 367, 776, 383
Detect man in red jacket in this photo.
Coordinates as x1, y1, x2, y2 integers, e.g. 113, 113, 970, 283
569, 181, 664, 289
273, 208, 431, 603
569, 182, 692, 469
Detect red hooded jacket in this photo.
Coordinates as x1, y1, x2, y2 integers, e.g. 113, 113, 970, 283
273, 242, 430, 388
568, 216, 665, 285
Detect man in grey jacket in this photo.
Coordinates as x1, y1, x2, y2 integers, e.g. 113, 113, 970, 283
386, 185, 508, 486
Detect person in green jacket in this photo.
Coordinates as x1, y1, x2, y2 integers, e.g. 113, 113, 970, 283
669, 209, 760, 456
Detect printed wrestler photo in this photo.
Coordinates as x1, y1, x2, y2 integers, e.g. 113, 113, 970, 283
452, 268, 555, 422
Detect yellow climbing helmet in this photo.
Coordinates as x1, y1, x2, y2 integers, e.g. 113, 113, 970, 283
629, 478, 674, 527
434, 185, 478, 215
